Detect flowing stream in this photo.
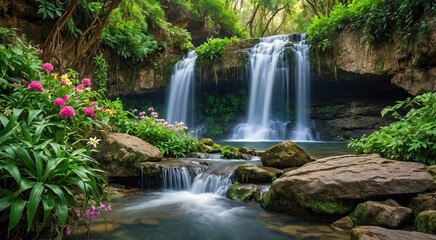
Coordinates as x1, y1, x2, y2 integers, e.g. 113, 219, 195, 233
76, 143, 350, 240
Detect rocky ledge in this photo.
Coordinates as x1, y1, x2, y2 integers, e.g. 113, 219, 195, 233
260, 154, 435, 218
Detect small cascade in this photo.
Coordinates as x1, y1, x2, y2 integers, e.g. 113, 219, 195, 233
143, 163, 234, 196
231, 34, 313, 141
166, 51, 197, 126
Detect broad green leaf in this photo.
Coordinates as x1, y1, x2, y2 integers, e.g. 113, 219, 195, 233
0, 164, 21, 185
8, 199, 27, 231
41, 194, 55, 228
0, 196, 12, 212
26, 182, 44, 231
46, 184, 67, 225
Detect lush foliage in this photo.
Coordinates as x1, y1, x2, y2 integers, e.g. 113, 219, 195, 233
196, 36, 238, 62
93, 53, 108, 93
349, 93, 436, 165
307, 0, 436, 50
36, 0, 64, 19
0, 30, 111, 238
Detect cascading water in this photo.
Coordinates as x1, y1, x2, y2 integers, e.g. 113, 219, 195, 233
231, 34, 313, 141
166, 51, 197, 126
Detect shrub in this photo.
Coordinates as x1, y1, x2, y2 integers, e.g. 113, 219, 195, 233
349, 92, 436, 165
196, 36, 239, 62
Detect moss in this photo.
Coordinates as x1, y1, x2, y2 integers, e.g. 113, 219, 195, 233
309, 198, 353, 215
221, 145, 241, 159
349, 203, 371, 224
374, 57, 384, 74
200, 138, 214, 146
416, 211, 436, 234
226, 184, 255, 201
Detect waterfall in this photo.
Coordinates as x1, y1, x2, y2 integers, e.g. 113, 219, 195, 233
166, 51, 197, 126
231, 34, 313, 141
156, 166, 233, 196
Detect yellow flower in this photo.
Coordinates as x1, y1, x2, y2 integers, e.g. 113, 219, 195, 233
3, 108, 12, 116
85, 87, 91, 91
85, 99, 90, 103
87, 137, 101, 148
77, 89, 83, 95
106, 109, 116, 117
61, 74, 68, 81
53, 73, 59, 79
65, 78, 72, 86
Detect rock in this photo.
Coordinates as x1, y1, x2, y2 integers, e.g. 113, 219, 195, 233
234, 164, 283, 183
241, 153, 252, 160
261, 154, 435, 218
95, 133, 163, 177
260, 141, 311, 169
221, 145, 242, 159
331, 216, 355, 231
350, 226, 436, 240
349, 201, 412, 228
186, 152, 210, 159
199, 138, 221, 153
410, 193, 436, 217
239, 147, 258, 156
416, 210, 436, 234
226, 184, 257, 201
200, 138, 215, 146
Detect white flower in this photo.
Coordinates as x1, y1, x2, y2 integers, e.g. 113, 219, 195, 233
87, 137, 101, 148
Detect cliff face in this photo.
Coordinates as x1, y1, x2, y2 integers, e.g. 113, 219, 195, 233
321, 22, 436, 96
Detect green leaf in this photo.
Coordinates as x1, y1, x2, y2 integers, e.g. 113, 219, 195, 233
0, 164, 21, 185
0, 196, 12, 212
46, 184, 68, 225
8, 199, 27, 232
41, 194, 55, 228
26, 182, 44, 231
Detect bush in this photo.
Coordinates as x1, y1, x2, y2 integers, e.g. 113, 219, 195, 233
349, 93, 436, 165
195, 36, 238, 62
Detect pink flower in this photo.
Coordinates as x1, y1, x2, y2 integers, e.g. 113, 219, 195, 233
83, 209, 91, 219
28, 81, 43, 92
12, 82, 20, 87
59, 106, 76, 118
83, 107, 94, 117
54, 98, 65, 106
151, 112, 158, 118
74, 97, 78, 102
82, 78, 92, 86
163, 122, 168, 127
135, 116, 139, 119
133, 109, 138, 112
75, 209, 81, 217
148, 107, 154, 112
159, 119, 165, 123
22, 79, 28, 85
91, 102, 97, 106
75, 84, 84, 91
62, 95, 69, 102
66, 226, 71, 235
139, 111, 145, 116
39, 50, 44, 55
42, 63, 53, 73
59, 80, 66, 86
99, 107, 105, 112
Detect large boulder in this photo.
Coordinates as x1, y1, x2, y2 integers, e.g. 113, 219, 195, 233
409, 193, 436, 217
261, 154, 435, 218
416, 210, 436, 234
234, 164, 283, 183
261, 141, 311, 169
350, 226, 436, 240
226, 184, 258, 201
349, 200, 412, 228
95, 133, 163, 176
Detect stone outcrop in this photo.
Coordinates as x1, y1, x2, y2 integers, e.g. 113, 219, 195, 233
260, 154, 435, 218
416, 210, 436, 234
234, 164, 283, 183
260, 141, 312, 169
95, 133, 163, 177
350, 226, 436, 240
226, 184, 270, 202
349, 200, 412, 228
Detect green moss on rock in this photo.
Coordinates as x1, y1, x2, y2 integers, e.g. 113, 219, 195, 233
416, 210, 436, 234
226, 184, 256, 201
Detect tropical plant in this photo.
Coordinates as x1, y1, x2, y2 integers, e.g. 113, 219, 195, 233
94, 53, 108, 93
349, 92, 436, 165
196, 36, 239, 62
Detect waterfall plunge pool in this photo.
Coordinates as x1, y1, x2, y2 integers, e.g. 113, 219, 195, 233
73, 142, 352, 239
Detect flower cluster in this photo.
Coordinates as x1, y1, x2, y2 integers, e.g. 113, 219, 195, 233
28, 81, 43, 92
133, 106, 188, 132
75, 202, 112, 221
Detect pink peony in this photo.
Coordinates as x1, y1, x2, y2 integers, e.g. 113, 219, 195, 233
54, 98, 65, 106
75, 84, 84, 91
28, 81, 43, 92
151, 112, 158, 118
39, 50, 44, 55
148, 107, 154, 112
62, 95, 69, 102
139, 111, 145, 116
91, 102, 97, 106
82, 78, 92, 86
42, 63, 53, 73
59, 106, 76, 118
99, 107, 105, 112
83, 107, 94, 117
22, 79, 28, 85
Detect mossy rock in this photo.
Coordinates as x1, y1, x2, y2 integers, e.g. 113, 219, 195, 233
410, 193, 436, 217
234, 164, 283, 183
200, 138, 215, 146
261, 140, 311, 169
199, 142, 221, 153
221, 145, 242, 159
226, 184, 257, 201
416, 210, 436, 234
331, 216, 355, 231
